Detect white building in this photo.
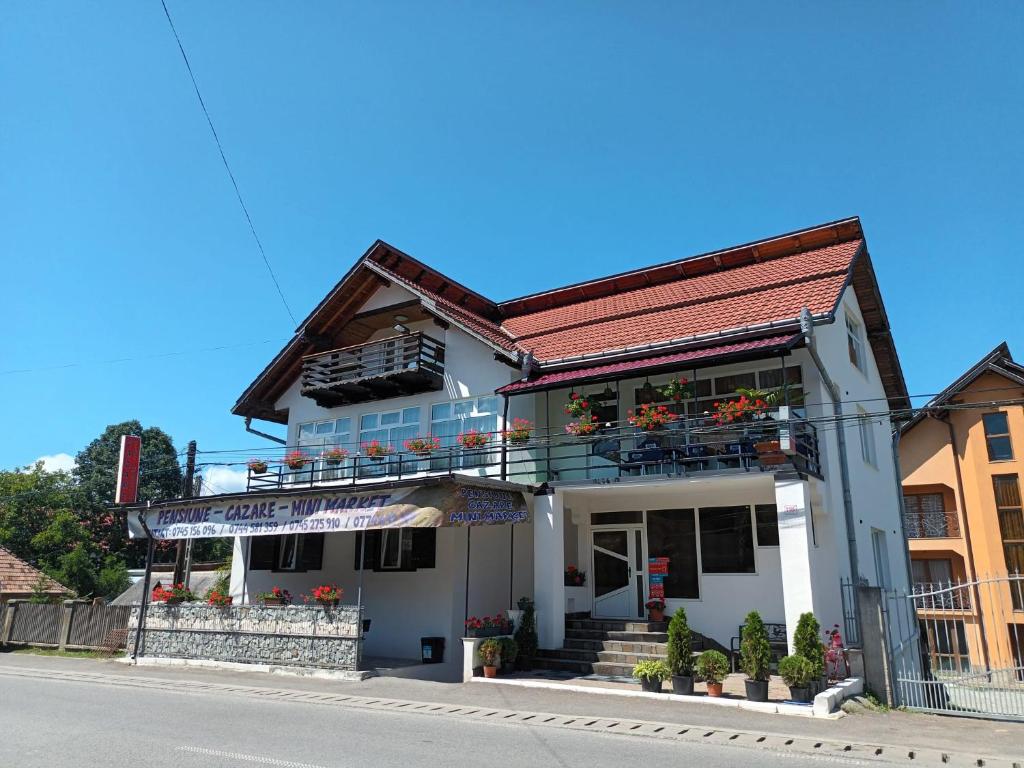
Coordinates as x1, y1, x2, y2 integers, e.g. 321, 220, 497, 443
130, 217, 911, 677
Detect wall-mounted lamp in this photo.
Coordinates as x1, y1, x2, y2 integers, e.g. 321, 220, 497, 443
394, 323, 410, 334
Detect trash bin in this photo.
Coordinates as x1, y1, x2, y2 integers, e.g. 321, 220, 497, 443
421, 636, 445, 664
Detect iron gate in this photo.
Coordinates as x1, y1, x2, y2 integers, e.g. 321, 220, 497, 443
884, 574, 1024, 720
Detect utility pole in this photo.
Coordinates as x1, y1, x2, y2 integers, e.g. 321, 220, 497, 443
172, 440, 197, 585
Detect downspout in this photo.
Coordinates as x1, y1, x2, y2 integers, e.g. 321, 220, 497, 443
800, 308, 861, 585
245, 417, 286, 445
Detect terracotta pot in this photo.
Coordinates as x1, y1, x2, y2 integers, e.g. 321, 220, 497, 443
706, 681, 724, 697
248, 463, 268, 474
483, 665, 498, 678
648, 608, 665, 622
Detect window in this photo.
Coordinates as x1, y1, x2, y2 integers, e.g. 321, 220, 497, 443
430, 396, 499, 468
698, 506, 755, 573
993, 475, 1024, 610
354, 528, 436, 571
249, 533, 324, 572
847, 313, 866, 373
872, 528, 891, 589
297, 417, 352, 478
912, 558, 953, 585
358, 407, 420, 476
755, 504, 779, 546
646, 509, 699, 599
920, 619, 970, 674
858, 406, 877, 467
983, 412, 1014, 461
903, 493, 956, 537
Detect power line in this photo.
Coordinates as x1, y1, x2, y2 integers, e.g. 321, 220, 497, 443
158, 0, 297, 326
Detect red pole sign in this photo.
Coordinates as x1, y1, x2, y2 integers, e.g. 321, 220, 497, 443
115, 435, 142, 504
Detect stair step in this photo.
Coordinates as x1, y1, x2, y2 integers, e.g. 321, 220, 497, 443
530, 656, 594, 674
565, 628, 669, 643
596, 650, 668, 665
566, 619, 668, 633
537, 648, 600, 662
564, 638, 669, 655
591, 661, 641, 677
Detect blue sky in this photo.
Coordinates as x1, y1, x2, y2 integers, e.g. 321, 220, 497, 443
1, 1, 1021, 481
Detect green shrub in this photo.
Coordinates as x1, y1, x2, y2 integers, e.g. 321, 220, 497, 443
478, 638, 502, 666
513, 597, 537, 663
740, 610, 771, 682
632, 659, 671, 681
793, 612, 824, 677
695, 649, 729, 685
666, 608, 694, 676
498, 636, 519, 665
778, 655, 815, 688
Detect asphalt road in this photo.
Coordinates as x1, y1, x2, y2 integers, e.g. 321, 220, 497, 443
0, 672, 867, 768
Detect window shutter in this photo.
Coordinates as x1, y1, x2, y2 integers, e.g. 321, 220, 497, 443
410, 528, 437, 570
249, 536, 277, 570
300, 533, 324, 571
354, 531, 382, 570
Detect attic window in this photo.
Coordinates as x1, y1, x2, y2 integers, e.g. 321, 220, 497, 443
846, 313, 866, 373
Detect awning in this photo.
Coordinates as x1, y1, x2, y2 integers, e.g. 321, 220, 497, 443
497, 334, 800, 395
125, 477, 531, 541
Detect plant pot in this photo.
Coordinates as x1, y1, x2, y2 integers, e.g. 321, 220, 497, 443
324, 459, 343, 466
261, 597, 285, 606
287, 463, 306, 471
507, 437, 530, 446
640, 678, 663, 693
671, 675, 694, 695
483, 665, 498, 678
648, 608, 665, 622
248, 464, 268, 474
705, 681, 723, 697
369, 455, 386, 462
788, 686, 812, 703
316, 599, 340, 608
754, 441, 786, 465
744, 679, 769, 702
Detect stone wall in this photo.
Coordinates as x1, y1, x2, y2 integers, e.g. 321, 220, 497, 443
130, 603, 361, 671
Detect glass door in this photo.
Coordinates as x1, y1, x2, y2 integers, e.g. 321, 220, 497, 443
592, 527, 646, 618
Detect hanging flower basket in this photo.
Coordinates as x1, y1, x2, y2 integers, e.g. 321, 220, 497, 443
404, 436, 441, 456
565, 415, 599, 437
502, 418, 533, 446
362, 441, 393, 461
457, 430, 489, 449
660, 376, 694, 403
247, 459, 269, 474
563, 392, 593, 418
322, 447, 349, 466
285, 451, 310, 470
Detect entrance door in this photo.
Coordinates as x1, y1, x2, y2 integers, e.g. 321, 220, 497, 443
592, 527, 646, 618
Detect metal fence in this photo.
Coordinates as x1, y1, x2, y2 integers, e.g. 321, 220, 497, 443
7, 603, 63, 646
1, 601, 132, 651
884, 574, 1024, 720
67, 603, 132, 648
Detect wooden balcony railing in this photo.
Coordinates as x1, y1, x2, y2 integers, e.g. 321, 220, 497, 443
301, 332, 445, 406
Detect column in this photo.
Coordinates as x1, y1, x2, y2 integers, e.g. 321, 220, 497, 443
533, 490, 565, 650
776, 476, 815, 652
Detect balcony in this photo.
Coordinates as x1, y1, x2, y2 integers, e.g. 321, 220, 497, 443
912, 582, 973, 611
245, 413, 821, 492
904, 510, 961, 539
301, 332, 445, 407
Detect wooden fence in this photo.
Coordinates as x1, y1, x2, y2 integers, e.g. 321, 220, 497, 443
1, 601, 132, 651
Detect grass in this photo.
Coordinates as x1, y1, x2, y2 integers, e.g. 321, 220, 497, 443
10, 647, 111, 659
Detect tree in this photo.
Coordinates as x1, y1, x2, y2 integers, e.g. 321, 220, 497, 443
794, 611, 824, 678
666, 607, 694, 676
0, 464, 78, 562
740, 610, 771, 682
96, 555, 131, 600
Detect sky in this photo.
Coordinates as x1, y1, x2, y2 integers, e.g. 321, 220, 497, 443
1, 1, 1022, 488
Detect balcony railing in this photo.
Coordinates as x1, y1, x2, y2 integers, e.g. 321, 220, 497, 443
301, 332, 445, 407
904, 510, 961, 539
245, 413, 821, 492
912, 582, 973, 611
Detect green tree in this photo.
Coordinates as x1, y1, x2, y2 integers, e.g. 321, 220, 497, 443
96, 555, 131, 600
793, 612, 824, 678
0, 464, 78, 561
666, 607, 694, 676
740, 610, 771, 682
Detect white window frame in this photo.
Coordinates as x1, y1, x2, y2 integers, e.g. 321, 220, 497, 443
379, 529, 409, 570
429, 395, 500, 469
858, 405, 877, 468
846, 312, 866, 374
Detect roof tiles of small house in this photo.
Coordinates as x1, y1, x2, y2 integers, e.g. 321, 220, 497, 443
0, 546, 71, 596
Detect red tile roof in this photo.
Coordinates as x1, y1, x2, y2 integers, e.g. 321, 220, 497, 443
0, 547, 72, 597
497, 335, 801, 394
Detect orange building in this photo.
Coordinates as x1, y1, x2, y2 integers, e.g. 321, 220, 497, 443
899, 343, 1024, 675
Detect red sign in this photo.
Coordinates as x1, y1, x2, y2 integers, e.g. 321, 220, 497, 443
115, 435, 142, 504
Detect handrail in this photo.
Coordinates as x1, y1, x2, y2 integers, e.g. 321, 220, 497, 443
301, 331, 444, 361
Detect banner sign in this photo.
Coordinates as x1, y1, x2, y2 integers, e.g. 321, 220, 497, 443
127, 483, 529, 541
648, 556, 670, 599
115, 435, 142, 505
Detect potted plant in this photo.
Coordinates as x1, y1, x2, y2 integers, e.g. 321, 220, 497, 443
284, 450, 310, 470
151, 583, 196, 605
305, 584, 343, 607
563, 392, 593, 418
779, 654, 815, 703
632, 659, 670, 693
361, 440, 393, 461
498, 636, 519, 674
502, 418, 534, 446
457, 429, 489, 449
628, 403, 676, 432
565, 415, 599, 437
256, 586, 292, 606
404, 435, 441, 456
794, 612, 825, 690
696, 649, 729, 697
207, 590, 232, 607
513, 597, 537, 670
478, 638, 502, 678
667, 607, 695, 695
645, 597, 666, 622
247, 458, 269, 474
564, 565, 586, 587
740, 610, 771, 702
661, 376, 694, 403
322, 447, 349, 465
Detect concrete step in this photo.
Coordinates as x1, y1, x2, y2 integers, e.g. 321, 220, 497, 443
530, 655, 594, 674
565, 619, 668, 633
537, 647, 600, 663
595, 650, 668, 665
564, 628, 669, 643
592, 661, 642, 677
564, 638, 669, 655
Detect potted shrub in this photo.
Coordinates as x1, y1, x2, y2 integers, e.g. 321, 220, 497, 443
627, 403, 676, 432
632, 659, 670, 693
564, 415, 599, 437
564, 565, 586, 587
563, 392, 593, 418
696, 649, 729, 697
404, 435, 441, 457
322, 447, 349, 465
207, 590, 232, 607
794, 612, 825, 689
779, 654, 815, 703
666, 607, 695, 695
503, 418, 534, 446
478, 638, 502, 678
660, 376, 693, 403
740, 610, 771, 702
256, 586, 292, 606
498, 636, 519, 674
305, 584, 343, 607
457, 429, 489, 449
645, 597, 666, 622
285, 450, 310, 470
361, 440, 393, 461
247, 458, 269, 474
513, 597, 537, 670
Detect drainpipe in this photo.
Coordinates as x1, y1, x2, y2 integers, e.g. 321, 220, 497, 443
245, 417, 286, 445
800, 308, 861, 585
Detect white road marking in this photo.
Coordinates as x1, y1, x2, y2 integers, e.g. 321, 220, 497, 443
176, 745, 328, 768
